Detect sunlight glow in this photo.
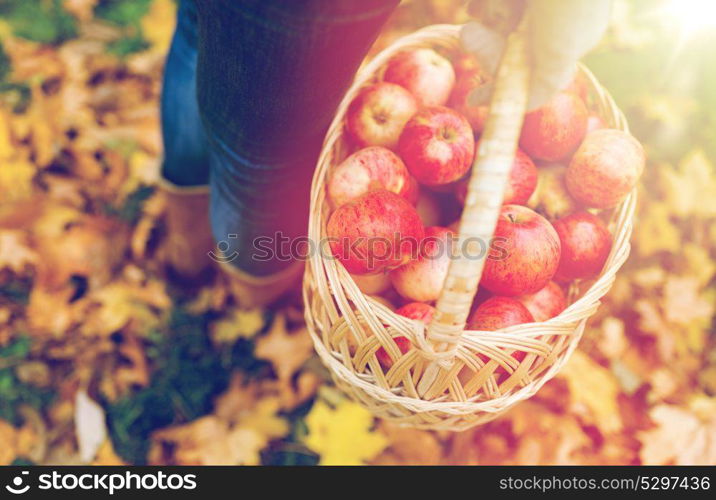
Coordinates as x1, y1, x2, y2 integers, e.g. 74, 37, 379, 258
664, 0, 716, 35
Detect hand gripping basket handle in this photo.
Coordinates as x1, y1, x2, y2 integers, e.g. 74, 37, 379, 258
423, 25, 530, 369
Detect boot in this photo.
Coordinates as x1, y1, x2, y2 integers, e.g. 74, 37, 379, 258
220, 259, 304, 309
159, 178, 214, 280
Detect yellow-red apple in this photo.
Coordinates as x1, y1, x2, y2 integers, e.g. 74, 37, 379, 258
516, 280, 567, 322
327, 147, 416, 207
520, 91, 588, 162
481, 205, 561, 296
327, 190, 424, 275
552, 211, 612, 281
398, 106, 475, 187
384, 48, 455, 107
346, 82, 417, 149
455, 146, 537, 206
566, 129, 645, 209
389, 226, 454, 302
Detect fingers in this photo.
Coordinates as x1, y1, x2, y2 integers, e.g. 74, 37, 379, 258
526, 0, 612, 109
461, 0, 612, 110
460, 21, 506, 76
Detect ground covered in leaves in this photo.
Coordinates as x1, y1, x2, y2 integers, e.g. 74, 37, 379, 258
0, 0, 715, 466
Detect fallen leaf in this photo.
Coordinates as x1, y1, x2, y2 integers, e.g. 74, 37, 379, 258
663, 276, 714, 326
210, 307, 266, 344
255, 314, 313, 383
639, 399, 716, 465
560, 351, 623, 434
74, 388, 107, 463
0, 230, 37, 273
302, 399, 387, 465
141, 0, 177, 54
0, 419, 17, 465
374, 422, 442, 465
92, 439, 126, 465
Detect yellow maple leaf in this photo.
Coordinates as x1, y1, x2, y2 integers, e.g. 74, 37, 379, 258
660, 150, 716, 218
634, 202, 680, 257
81, 278, 170, 337
681, 243, 716, 286
92, 439, 126, 465
0, 420, 17, 465
0, 159, 36, 202
211, 307, 266, 344
559, 351, 623, 434
141, 0, 177, 54
303, 399, 387, 465
0, 110, 14, 160
0, 20, 12, 39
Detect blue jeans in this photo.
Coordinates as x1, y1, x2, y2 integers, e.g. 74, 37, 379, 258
161, 0, 398, 276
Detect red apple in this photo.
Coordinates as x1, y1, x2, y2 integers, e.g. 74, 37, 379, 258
395, 302, 436, 323
384, 48, 455, 107
448, 53, 487, 108
586, 114, 606, 133
375, 336, 411, 369
462, 296, 534, 385
467, 296, 534, 331
528, 164, 580, 219
390, 226, 454, 302
520, 91, 588, 162
346, 82, 418, 149
327, 190, 424, 275
455, 146, 537, 206
481, 204, 561, 296
376, 303, 435, 369
552, 211, 612, 281
566, 129, 645, 209
398, 106, 475, 186
448, 53, 490, 134
452, 52, 483, 81
327, 147, 416, 207
516, 280, 566, 322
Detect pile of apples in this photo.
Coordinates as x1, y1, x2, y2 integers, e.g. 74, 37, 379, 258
325, 47, 645, 371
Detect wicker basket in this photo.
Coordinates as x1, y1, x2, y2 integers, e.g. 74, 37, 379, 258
303, 24, 635, 431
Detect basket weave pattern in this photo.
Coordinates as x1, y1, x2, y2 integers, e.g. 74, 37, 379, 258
303, 25, 635, 431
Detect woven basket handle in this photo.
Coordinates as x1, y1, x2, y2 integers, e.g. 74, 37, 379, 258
424, 24, 530, 362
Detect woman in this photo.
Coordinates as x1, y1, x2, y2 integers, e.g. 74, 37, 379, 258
160, 0, 611, 306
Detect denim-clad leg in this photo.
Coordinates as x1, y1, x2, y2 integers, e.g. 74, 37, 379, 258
194, 0, 399, 276
161, 0, 209, 187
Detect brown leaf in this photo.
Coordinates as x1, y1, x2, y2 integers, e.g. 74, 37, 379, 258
0, 420, 18, 465
559, 351, 623, 434
375, 422, 442, 465
0, 230, 37, 273
255, 314, 313, 383
639, 399, 716, 465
